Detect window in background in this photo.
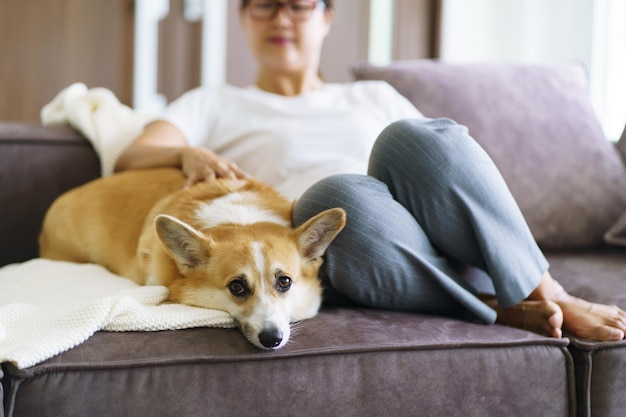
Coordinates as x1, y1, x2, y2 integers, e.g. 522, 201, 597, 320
440, 0, 626, 140
134, 0, 170, 111
134, 0, 228, 111
368, 0, 394, 65
591, 0, 626, 140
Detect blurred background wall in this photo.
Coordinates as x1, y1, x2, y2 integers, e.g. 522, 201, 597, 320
1, 0, 623, 139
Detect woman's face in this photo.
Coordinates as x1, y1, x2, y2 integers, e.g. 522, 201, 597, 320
240, 1, 333, 76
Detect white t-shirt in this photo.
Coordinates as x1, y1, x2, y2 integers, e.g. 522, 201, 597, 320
161, 81, 423, 199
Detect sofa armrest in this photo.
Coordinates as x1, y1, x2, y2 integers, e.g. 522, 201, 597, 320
0, 122, 101, 266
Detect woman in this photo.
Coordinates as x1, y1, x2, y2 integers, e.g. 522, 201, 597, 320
115, 0, 626, 341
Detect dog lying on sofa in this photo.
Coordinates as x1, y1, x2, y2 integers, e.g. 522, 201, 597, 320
39, 167, 346, 349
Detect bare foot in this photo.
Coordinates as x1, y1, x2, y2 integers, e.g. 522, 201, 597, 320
529, 272, 626, 341
481, 295, 563, 338
552, 293, 626, 341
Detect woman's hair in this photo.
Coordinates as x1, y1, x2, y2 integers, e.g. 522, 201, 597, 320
240, 0, 333, 10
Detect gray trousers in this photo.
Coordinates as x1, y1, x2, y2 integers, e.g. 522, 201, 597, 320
293, 118, 549, 324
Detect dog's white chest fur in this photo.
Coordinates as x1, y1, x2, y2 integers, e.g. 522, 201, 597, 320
194, 191, 290, 228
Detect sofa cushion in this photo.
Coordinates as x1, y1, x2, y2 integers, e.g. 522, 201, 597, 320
0, 123, 101, 266
353, 60, 626, 250
2, 308, 573, 417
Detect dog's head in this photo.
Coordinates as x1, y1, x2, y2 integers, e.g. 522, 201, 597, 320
153, 208, 346, 349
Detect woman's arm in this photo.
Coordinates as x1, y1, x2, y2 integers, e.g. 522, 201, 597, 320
114, 121, 248, 187
114, 121, 186, 172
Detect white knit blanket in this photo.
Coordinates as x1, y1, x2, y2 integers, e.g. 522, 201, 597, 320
0, 85, 236, 369
40, 82, 157, 177
0, 259, 236, 369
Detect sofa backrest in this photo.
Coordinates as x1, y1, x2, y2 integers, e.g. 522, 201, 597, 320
0, 123, 100, 266
353, 60, 626, 250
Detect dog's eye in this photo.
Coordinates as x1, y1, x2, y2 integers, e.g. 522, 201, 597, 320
276, 275, 292, 292
228, 279, 248, 297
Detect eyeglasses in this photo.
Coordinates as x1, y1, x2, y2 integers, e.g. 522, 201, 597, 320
248, 0, 325, 21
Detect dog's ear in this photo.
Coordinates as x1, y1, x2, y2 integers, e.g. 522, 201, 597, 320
296, 208, 346, 261
155, 214, 211, 273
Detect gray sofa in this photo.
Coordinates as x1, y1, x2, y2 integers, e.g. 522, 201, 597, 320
2, 60, 625, 417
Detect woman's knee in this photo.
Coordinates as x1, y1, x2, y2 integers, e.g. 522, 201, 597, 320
370, 118, 469, 170
378, 117, 457, 143
293, 174, 388, 227
376, 118, 467, 147
369, 118, 489, 187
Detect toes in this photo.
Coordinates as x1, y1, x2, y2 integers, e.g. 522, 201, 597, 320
547, 304, 563, 328
558, 298, 626, 341
611, 306, 626, 330
565, 319, 625, 341
596, 325, 625, 341
538, 322, 562, 338
538, 304, 563, 338
547, 308, 563, 338
596, 305, 626, 339
495, 300, 563, 338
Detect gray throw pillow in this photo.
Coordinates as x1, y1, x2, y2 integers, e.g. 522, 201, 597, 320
353, 60, 626, 250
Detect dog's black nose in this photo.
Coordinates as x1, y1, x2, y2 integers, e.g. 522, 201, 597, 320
259, 328, 283, 348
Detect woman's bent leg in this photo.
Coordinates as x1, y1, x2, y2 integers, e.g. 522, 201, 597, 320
368, 118, 549, 308
294, 118, 626, 340
293, 174, 497, 323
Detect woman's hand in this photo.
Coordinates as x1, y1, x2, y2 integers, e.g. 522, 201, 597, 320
114, 121, 250, 188
181, 146, 249, 188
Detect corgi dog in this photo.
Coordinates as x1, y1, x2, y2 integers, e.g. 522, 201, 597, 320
39, 168, 346, 349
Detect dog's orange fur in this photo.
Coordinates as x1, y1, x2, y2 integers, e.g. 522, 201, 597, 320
40, 168, 346, 349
